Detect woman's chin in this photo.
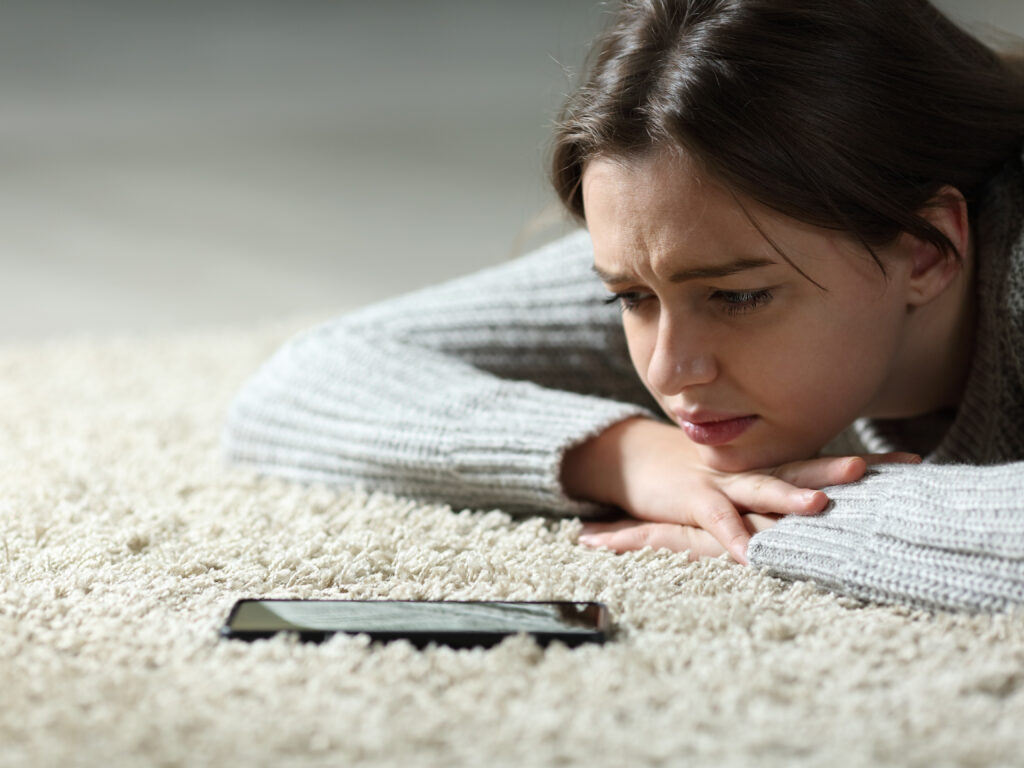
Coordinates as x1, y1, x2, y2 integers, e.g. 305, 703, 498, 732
697, 447, 763, 473
695, 442, 810, 474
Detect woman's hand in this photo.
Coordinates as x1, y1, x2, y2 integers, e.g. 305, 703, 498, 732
561, 416, 920, 564
579, 512, 784, 561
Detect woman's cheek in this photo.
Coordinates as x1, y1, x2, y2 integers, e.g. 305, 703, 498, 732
623, 320, 658, 389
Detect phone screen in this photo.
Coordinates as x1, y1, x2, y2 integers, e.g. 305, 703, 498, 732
221, 599, 610, 648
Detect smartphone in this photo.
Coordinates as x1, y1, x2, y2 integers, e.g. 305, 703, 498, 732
220, 599, 611, 648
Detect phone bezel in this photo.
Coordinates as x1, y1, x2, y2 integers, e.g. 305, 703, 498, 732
220, 598, 611, 648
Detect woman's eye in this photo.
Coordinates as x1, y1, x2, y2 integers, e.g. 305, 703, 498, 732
713, 288, 774, 315
603, 292, 651, 313
603, 288, 772, 315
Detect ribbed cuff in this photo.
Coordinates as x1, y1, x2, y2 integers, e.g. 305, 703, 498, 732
747, 483, 877, 598
447, 379, 654, 516
748, 463, 1024, 613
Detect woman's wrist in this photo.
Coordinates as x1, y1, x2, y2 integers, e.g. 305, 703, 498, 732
560, 416, 687, 508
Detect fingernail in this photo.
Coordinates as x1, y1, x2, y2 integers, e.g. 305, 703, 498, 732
890, 453, 921, 463
578, 534, 600, 547
802, 490, 826, 510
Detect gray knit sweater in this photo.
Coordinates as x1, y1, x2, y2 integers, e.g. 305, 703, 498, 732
224, 160, 1024, 614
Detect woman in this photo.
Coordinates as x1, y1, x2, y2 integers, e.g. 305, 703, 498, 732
224, 0, 1024, 613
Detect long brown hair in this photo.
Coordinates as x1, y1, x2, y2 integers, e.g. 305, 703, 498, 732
550, 0, 1024, 266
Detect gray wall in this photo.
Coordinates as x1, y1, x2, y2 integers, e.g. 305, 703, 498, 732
2, 0, 1021, 341
934, 0, 1024, 34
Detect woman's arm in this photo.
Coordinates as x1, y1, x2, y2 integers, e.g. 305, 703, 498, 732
747, 461, 1024, 613
223, 231, 659, 514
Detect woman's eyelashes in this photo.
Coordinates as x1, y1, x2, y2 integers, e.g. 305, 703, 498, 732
603, 291, 650, 312
603, 288, 775, 315
712, 288, 774, 315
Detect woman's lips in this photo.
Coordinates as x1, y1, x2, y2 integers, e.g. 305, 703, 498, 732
678, 414, 758, 446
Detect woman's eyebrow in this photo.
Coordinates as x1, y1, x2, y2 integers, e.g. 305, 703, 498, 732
592, 257, 777, 285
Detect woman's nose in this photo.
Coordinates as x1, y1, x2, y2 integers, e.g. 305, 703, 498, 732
645, 322, 718, 396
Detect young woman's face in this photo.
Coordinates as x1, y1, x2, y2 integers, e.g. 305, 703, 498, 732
583, 152, 917, 472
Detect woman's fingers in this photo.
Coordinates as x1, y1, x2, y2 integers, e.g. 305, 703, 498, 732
579, 519, 648, 537
720, 472, 830, 517
769, 455, 868, 489
861, 451, 923, 466
613, 483, 755, 563
692, 496, 755, 564
576, 451, 925, 563
744, 513, 782, 534
579, 514, 781, 561
580, 521, 722, 560
720, 452, 922, 518
769, 452, 921, 490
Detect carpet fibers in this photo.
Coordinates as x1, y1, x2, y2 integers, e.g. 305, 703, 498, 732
3, 317, 1023, 768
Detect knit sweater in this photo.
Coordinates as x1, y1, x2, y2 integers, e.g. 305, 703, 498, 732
223, 159, 1024, 614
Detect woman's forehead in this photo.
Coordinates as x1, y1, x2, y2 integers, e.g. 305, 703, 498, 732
583, 153, 884, 289
583, 155, 783, 259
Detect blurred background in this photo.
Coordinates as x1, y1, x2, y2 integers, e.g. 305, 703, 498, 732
2, 0, 1022, 341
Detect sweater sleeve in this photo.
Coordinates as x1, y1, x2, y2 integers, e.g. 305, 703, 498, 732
747, 462, 1024, 613
222, 231, 660, 515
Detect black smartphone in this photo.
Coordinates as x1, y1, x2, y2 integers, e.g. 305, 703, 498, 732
220, 599, 611, 648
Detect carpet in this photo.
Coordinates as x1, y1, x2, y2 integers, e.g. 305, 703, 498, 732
3, 316, 1023, 768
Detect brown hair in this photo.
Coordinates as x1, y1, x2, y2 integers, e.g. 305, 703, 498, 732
550, 0, 1024, 267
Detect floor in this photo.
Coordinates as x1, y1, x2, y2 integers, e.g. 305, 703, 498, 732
2, 0, 1021, 341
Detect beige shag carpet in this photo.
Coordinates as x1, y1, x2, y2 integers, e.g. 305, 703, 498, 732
3, 316, 1024, 768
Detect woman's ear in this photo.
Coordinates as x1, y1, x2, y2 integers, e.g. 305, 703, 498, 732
901, 185, 971, 309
